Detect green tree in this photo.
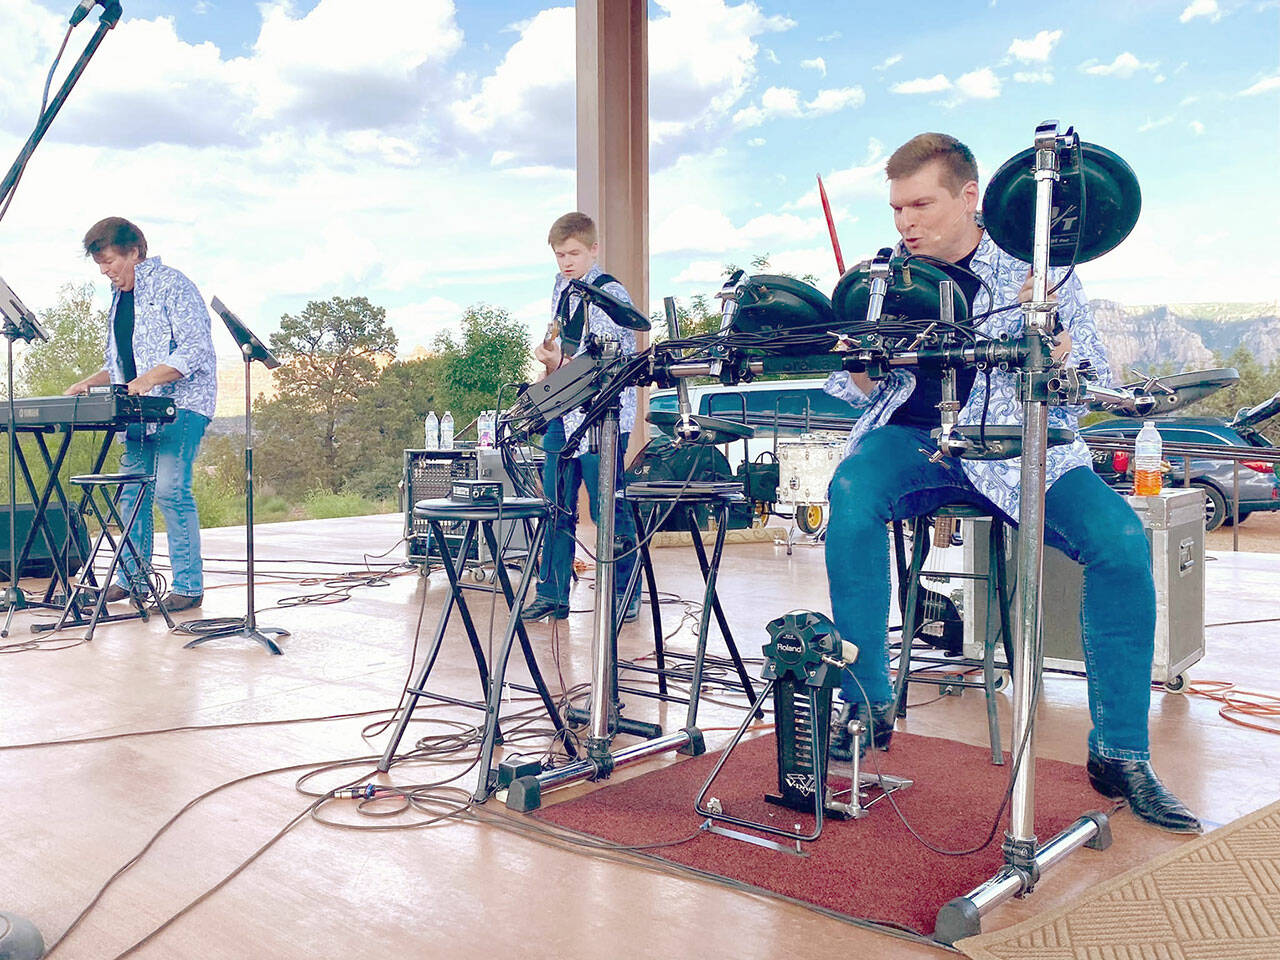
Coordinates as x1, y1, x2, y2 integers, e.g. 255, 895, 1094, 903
335, 355, 450, 501
432, 303, 530, 430
2, 283, 117, 492
1186, 347, 1279, 418
16, 283, 107, 396
649, 254, 821, 341
260, 296, 398, 491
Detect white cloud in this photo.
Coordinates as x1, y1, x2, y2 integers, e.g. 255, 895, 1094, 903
748, 137, 766, 146
817, 31, 841, 42
953, 67, 1002, 100
805, 87, 867, 114
1013, 70, 1054, 84
449, 7, 573, 165
1007, 29, 1063, 62
249, 0, 463, 127
733, 85, 865, 126
873, 54, 902, 71
1179, 0, 1221, 22
1079, 52, 1159, 78
1188, 120, 1205, 134
3, 0, 465, 148
787, 139, 887, 209
672, 260, 731, 285
1239, 74, 1280, 96
891, 73, 952, 94
652, 204, 739, 256
452, 1, 795, 167
643, 0, 794, 158
386, 296, 467, 352
1138, 115, 1175, 132
800, 57, 826, 76
893, 67, 1001, 104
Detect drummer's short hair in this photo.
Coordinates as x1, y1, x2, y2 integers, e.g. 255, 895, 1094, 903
886, 134, 979, 195
82, 217, 147, 259
548, 212, 597, 248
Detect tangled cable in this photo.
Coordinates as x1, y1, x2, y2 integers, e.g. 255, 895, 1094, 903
1186, 679, 1280, 735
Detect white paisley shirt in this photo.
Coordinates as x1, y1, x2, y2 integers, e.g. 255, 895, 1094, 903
823, 230, 1110, 521
550, 262, 638, 458
103, 257, 218, 421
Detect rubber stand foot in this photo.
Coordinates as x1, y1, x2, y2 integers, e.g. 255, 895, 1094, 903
1083, 809, 1112, 850
0, 911, 44, 960
934, 897, 981, 946
506, 775, 542, 813
677, 726, 706, 757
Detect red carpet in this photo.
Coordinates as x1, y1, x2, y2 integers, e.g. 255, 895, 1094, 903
534, 732, 1109, 938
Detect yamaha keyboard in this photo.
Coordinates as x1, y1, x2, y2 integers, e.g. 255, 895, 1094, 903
7, 390, 176, 429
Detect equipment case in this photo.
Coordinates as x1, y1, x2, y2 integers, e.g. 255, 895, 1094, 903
962, 488, 1206, 687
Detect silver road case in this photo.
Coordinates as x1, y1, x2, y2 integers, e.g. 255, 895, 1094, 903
962, 488, 1205, 689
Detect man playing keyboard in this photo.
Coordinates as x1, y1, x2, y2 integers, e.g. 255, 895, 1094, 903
65, 217, 217, 613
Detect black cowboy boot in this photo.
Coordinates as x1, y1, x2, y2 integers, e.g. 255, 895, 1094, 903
1087, 753, 1202, 834
829, 700, 895, 762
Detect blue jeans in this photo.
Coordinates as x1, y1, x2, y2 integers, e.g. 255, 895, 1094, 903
116, 408, 210, 596
537, 417, 638, 611
825, 424, 1156, 760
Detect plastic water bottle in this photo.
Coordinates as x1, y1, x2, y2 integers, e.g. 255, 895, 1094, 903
440, 411, 454, 450
1133, 420, 1163, 496
477, 410, 496, 450
424, 411, 439, 450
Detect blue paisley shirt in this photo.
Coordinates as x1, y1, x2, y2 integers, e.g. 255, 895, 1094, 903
103, 257, 218, 421
550, 262, 638, 457
823, 230, 1110, 521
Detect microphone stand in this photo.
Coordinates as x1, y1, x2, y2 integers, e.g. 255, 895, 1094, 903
182, 299, 287, 655
0, 281, 49, 638
0, 3, 123, 210
0, 10, 119, 958
1, 323, 27, 636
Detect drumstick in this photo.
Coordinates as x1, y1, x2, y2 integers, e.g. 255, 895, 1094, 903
817, 173, 845, 275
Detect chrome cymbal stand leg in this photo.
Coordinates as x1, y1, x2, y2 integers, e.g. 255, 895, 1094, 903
936, 121, 1111, 946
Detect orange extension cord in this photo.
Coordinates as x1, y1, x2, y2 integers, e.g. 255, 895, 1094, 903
1187, 679, 1280, 735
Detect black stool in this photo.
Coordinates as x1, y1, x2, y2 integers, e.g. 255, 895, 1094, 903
618, 483, 761, 730
890, 503, 1014, 764
377, 497, 577, 802
52, 472, 174, 640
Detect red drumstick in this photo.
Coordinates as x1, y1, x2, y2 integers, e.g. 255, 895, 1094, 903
817, 173, 845, 275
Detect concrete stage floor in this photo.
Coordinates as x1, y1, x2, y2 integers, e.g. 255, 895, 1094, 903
1, 513, 1276, 959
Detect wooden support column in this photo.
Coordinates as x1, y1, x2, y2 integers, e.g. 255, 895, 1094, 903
576, 0, 648, 464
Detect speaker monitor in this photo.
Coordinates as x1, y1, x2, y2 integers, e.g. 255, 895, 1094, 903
0, 503, 89, 580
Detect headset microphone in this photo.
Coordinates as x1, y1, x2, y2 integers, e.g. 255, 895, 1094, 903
932, 209, 972, 244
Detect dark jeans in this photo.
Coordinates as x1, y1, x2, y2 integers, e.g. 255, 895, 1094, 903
116, 408, 210, 596
537, 417, 639, 611
825, 424, 1156, 760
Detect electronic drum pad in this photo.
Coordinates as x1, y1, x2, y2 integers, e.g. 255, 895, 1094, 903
982, 140, 1141, 266
725, 274, 837, 355
829, 256, 971, 331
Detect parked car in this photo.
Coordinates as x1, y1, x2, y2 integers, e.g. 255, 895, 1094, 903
647, 378, 857, 471
1081, 413, 1280, 531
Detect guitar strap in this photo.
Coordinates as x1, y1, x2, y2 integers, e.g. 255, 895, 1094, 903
553, 273, 618, 358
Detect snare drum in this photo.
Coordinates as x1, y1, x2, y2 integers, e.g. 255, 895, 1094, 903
777, 436, 845, 505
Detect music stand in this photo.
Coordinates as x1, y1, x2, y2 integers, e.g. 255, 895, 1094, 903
180, 297, 287, 654
0, 278, 49, 638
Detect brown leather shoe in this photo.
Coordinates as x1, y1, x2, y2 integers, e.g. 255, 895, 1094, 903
150, 592, 203, 614
104, 584, 130, 603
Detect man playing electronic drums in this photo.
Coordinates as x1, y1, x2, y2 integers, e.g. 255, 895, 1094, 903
823, 133, 1199, 833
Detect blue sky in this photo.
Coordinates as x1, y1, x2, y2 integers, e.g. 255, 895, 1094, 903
0, 0, 1276, 361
